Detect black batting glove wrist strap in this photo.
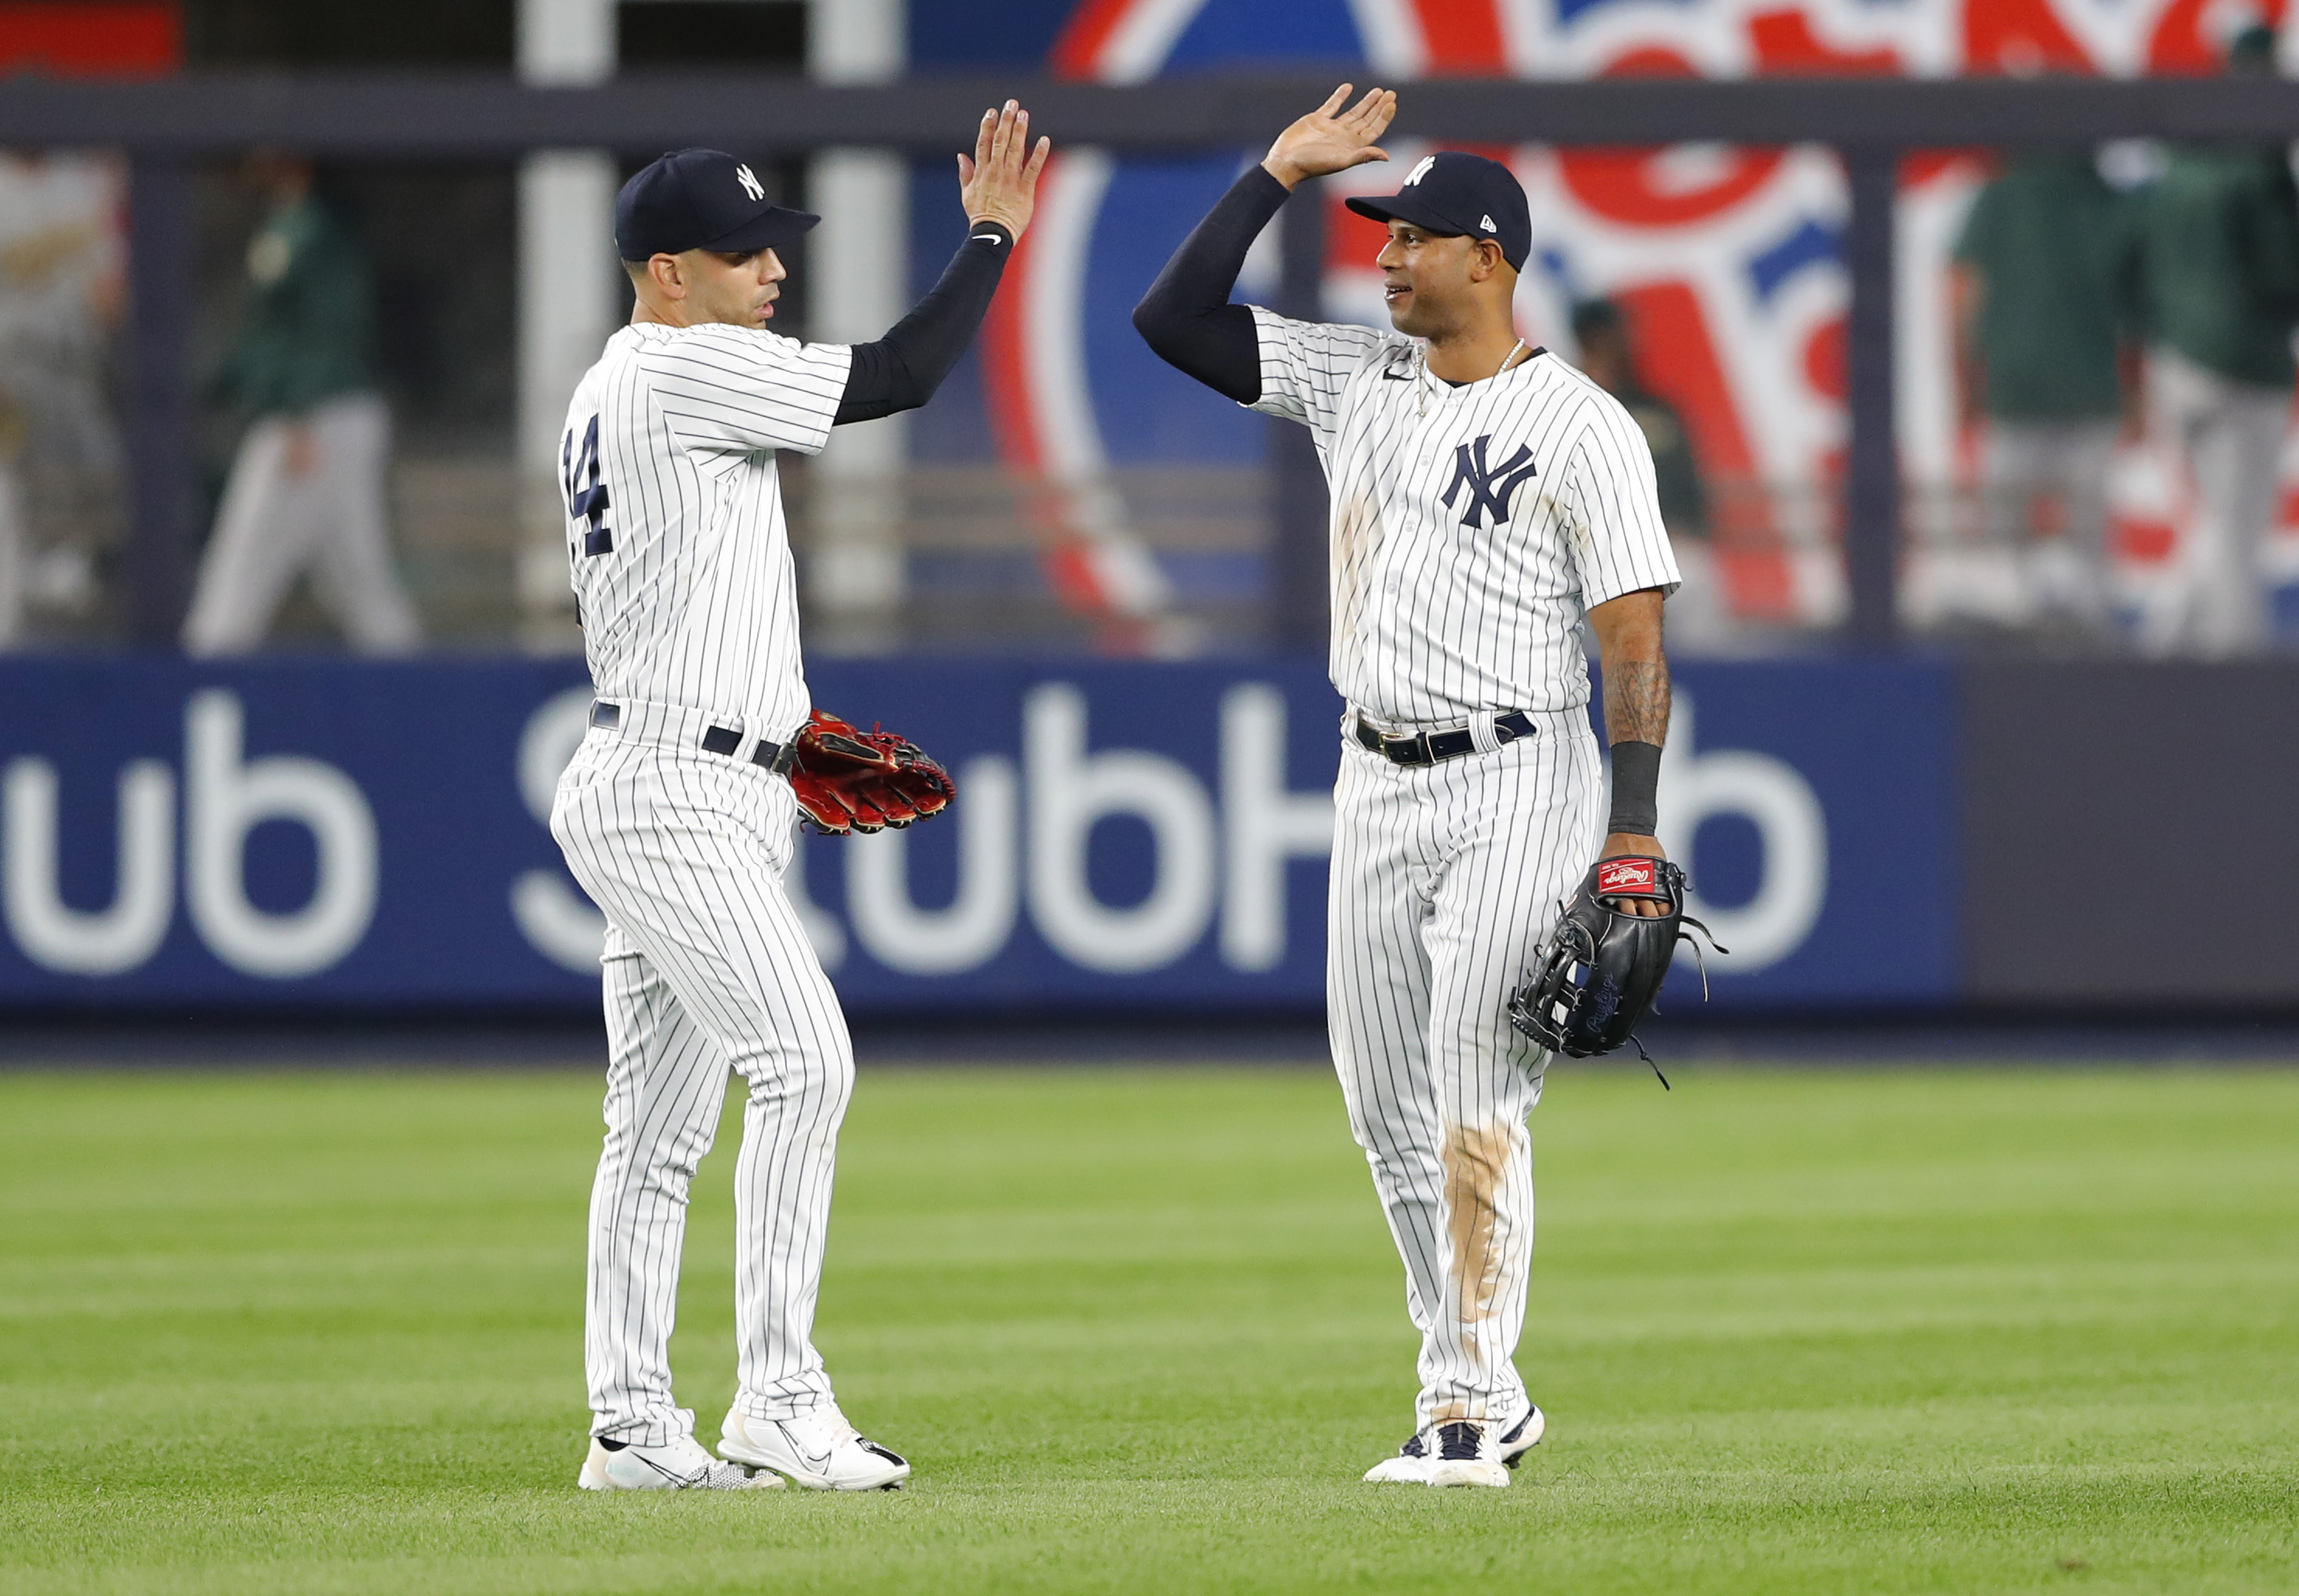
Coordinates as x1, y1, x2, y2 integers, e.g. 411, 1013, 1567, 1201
1607, 739, 1663, 837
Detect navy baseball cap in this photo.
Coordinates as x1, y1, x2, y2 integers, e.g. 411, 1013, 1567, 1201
1346, 152, 1531, 272
615, 148, 819, 261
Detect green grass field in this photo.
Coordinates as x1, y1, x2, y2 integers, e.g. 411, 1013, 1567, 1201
1, 1062, 2294, 1595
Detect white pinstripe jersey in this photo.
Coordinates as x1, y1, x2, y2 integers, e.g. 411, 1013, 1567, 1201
1248, 307, 1681, 725
560, 322, 853, 742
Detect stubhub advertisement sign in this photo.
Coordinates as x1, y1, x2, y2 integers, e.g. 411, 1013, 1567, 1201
0, 657, 1954, 1011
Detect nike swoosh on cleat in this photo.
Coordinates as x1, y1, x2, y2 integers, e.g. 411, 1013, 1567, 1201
777, 1422, 836, 1471
635, 1454, 707, 1487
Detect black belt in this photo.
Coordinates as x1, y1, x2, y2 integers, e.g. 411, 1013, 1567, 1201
1353, 709, 1537, 767
589, 699, 798, 775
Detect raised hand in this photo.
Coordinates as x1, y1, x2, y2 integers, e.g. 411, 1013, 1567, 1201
1262, 84, 1396, 190
958, 100, 1053, 240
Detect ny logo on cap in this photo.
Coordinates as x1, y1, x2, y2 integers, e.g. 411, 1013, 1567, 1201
1403, 155, 1437, 186
736, 163, 766, 202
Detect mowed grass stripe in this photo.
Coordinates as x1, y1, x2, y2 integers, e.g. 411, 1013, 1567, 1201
0, 1065, 2292, 1594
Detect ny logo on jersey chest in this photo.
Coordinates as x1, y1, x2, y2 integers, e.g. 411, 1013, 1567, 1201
1439, 434, 1537, 529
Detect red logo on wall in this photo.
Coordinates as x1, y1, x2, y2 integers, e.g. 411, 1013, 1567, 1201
0, 2, 180, 78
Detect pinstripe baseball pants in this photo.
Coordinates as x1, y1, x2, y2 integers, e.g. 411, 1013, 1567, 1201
551, 730, 853, 1446
1327, 709, 1604, 1430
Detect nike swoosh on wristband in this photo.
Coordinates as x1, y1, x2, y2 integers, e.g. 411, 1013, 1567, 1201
971, 233, 1005, 243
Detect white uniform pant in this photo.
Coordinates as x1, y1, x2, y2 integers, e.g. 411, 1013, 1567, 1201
183, 392, 421, 656
2145, 347, 2290, 656
551, 732, 853, 1447
1327, 712, 1603, 1430
1980, 418, 2117, 629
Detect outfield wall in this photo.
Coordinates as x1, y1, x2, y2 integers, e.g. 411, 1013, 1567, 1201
0, 656, 2271, 1014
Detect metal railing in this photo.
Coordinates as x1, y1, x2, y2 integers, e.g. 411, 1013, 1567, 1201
11, 69, 2299, 646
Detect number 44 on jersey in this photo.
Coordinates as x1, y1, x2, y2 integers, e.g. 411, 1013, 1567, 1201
562, 414, 612, 558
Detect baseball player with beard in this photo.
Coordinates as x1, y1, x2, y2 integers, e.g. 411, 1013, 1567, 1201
554, 106, 1047, 1492
1136, 87, 1681, 1487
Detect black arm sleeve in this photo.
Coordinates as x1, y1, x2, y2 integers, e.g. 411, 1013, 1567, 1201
833, 220, 1014, 425
1131, 165, 1292, 404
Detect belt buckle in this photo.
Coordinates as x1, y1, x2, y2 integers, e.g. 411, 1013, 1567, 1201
1356, 712, 1431, 766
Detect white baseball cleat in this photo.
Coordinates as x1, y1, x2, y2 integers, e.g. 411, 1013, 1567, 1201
1495, 1404, 1546, 1467
1364, 1407, 1543, 1488
1362, 1429, 1436, 1484
578, 1433, 782, 1490
718, 1405, 911, 1491
1426, 1418, 1511, 1487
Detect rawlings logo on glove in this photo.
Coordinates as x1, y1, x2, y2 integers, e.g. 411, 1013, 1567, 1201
1594, 857, 1662, 898
787, 709, 956, 836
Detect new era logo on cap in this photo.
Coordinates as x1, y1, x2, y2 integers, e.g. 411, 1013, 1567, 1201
1481, 214, 1497, 232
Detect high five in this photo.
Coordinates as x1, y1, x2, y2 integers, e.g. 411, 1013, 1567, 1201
554, 105, 1045, 1493
1137, 86, 1682, 1485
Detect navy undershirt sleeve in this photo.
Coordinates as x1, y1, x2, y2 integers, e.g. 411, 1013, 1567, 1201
834, 220, 1013, 424
1131, 165, 1292, 404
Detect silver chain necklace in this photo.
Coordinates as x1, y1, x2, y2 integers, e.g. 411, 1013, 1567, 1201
1417, 337, 1530, 417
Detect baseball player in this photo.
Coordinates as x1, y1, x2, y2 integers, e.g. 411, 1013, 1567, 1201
551, 106, 1047, 1492
0, 149, 124, 647
183, 153, 421, 656
1136, 87, 1682, 1487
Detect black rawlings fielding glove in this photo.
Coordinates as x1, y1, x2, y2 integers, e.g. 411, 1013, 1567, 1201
1506, 856, 1725, 1072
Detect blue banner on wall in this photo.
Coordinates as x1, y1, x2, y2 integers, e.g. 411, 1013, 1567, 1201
0, 658, 595, 1004
0, 657, 1955, 1011
1657, 660, 1959, 1004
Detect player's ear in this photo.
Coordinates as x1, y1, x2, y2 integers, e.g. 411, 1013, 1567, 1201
650, 253, 686, 298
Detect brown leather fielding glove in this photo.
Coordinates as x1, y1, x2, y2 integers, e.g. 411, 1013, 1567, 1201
786, 709, 956, 836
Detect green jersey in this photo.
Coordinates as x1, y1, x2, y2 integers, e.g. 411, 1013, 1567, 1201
1614, 385, 1708, 537
2137, 143, 2299, 389
1954, 153, 2140, 421
213, 196, 377, 418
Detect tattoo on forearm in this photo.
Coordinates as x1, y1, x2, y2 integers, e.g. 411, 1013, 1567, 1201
1605, 659, 1671, 747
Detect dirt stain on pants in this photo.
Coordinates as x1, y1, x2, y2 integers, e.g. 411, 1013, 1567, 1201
1433, 1119, 1516, 1417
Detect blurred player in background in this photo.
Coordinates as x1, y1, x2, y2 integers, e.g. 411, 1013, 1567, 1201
1952, 146, 2142, 645
1571, 297, 1731, 652
0, 151, 123, 647
183, 152, 421, 656
2134, 24, 2299, 656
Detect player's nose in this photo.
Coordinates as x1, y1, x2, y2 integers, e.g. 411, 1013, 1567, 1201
759, 248, 786, 284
